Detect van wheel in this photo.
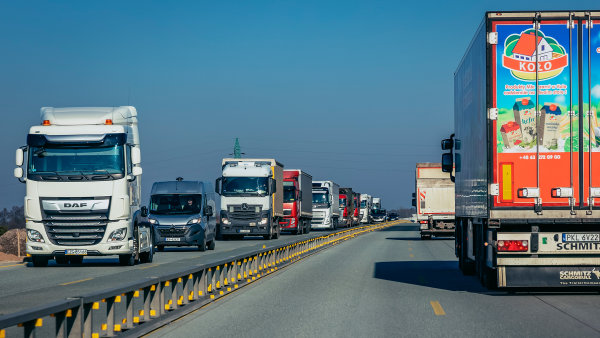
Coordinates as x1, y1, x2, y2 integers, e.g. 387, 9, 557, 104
207, 239, 216, 250
199, 237, 207, 251
31, 256, 49, 267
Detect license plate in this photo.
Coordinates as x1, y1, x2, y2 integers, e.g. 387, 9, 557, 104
165, 237, 181, 242
562, 233, 600, 242
65, 249, 87, 255
239, 229, 251, 233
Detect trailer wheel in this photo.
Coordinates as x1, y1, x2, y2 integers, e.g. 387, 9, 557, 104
458, 221, 475, 275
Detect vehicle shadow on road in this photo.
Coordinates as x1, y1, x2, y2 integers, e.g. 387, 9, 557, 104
373, 260, 489, 293
378, 225, 420, 232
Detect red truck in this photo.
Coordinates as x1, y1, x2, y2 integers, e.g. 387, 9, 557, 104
281, 170, 313, 234
339, 188, 355, 227
353, 193, 361, 226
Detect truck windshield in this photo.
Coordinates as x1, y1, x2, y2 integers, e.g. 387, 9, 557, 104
339, 198, 346, 206
283, 182, 296, 202
360, 200, 367, 208
222, 177, 268, 196
28, 145, 125, 179
150, 194, 202, 215
312, 191, 329, 206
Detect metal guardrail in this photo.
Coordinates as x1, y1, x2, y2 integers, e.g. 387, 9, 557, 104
0, 221, 400, 337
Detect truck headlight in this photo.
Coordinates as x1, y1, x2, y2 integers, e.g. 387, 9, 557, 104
187, 218, 201, 225
259, 218, 268, 225
148, 218, 159, 225
222, 218, 230, 225
290, 218, 295, 225
27, 229, 45, 243
108, 228, 128, 242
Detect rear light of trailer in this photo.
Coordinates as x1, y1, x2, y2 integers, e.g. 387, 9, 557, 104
419, 220, 427, 224
497, 240, 528, 252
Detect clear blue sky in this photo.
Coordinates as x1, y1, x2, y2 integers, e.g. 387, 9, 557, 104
0, 1, 595, 209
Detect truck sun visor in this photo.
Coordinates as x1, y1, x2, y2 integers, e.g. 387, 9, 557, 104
27, 133, 127, 146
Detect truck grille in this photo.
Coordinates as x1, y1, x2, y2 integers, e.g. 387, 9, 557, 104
229, 205, 261, 220
43, 214, 108, 246
312, 211, 325, 224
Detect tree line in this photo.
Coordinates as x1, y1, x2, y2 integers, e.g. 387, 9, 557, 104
0, 206, 25, 236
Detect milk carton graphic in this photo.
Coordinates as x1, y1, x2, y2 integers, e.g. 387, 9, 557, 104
538, 103, 562, 149
513, 97, 537, 145
501, 121, 523, 148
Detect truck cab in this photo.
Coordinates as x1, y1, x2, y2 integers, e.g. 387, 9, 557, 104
148, 180, 218, 251
311, 181, 340, 230
353, 193, 361, 226
281, 170, 312, 235
360, 194, 373, 224
216, 158, 283, 240
339, 188, 354, 228
14, 107, 153, 267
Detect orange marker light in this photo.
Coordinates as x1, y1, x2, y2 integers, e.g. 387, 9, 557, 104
105, 119, 113, 125
42, 120, 51, 126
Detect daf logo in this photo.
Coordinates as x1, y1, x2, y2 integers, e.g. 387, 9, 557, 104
242, 203, 249, 210
64, 202, 87, 208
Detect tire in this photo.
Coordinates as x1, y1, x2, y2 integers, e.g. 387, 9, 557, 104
140, 234, 154, 264
55, 256, 68, 265
69, 256, 84, 265
421, 234, 431, 240
274, 225, 280, 239
199, 236, 207, 251
119, 254, 135, 266
458, 221, 475, 275
207, 239, 216, 250
157, 245, 164, 252
264, 226, 273, 240
31, 256, 48, 267
304, 221, 310, 234
295, 225, 302, 235
333, 219, 338, 230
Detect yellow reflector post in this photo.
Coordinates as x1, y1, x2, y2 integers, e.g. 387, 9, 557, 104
35, 318, 43, 327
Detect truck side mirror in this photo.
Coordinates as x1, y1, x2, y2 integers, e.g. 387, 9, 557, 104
131, 147, 142, 165
132, 167, 143, 176
270, 178, 277, 193
16, 148, 24, 166
441, 138, 454, 150
411, 198, 416, 207
14, 167, 24, 179
441, 153, 453, 173
141, 206, 148, 217
215, 178, 221, 194
204, 205, 213, 217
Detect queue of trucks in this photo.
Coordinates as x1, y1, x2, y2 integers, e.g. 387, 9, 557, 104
13, 107, 385, 266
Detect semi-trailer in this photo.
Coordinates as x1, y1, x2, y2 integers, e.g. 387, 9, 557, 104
413, 163, 455, 240
445, 11, 600, 288
311, 181, 340, 230
148, 180, 219, 251
216, 158, 283, 240
339, 188, 355, 227
281, 170, 313, 234
14, 107, 153, 266
360, 194, 373, 224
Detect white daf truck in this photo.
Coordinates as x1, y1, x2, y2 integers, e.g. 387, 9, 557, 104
360, 194, 373, 224
14, 107, 153, 267
311, 180, 340, 230
216, 158, 284, 240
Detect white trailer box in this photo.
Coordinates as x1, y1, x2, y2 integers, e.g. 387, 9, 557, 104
414, 163, 455, 239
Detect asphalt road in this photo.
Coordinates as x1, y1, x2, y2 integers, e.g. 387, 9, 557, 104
0, 229, 338, 316
151, 224, 600, 338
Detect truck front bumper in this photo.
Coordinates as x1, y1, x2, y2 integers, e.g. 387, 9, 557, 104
280, 217, 299, 230
26, 220, 134, 256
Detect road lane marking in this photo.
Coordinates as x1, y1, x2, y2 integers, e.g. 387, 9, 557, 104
409, 253, 414, 258
0, 263, 24, 268
430, 301, 446, 316
138, 264, 160, 270
60, 277, 93, 286
408, 247, 413, 251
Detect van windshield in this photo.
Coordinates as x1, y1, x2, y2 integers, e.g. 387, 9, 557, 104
150, 194, 202, 215
222, 177, 268, 196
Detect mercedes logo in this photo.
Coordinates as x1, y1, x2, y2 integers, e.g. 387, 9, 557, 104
242, 203, 248, 210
